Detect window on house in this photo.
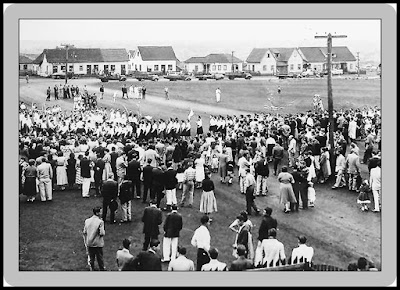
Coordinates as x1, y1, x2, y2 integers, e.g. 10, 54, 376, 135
139, 65, 141, 71
212, 65, 216, 71
128, 64, 131, 70
69, 65, 73, 72
93, 65, 98, 72
267, 53, 270, 58
275, 53, 280, 58
290, 64, 294, 70
23, 64, 28, 70
349, 64, 353, 69
79, 65, 84, 71
223, 65, 227, 70
154, 65, 159, 71
194, 65, 198, 71
53, 66, 58, 73
61, 65, 65, 72
271, 65, 274, 71
104, 65, 109, 71
298, 64, 301, 70
263, 65, 267, 71
168, 65, 173, 71
111, 65, 115, 72
218, 65, 221, 71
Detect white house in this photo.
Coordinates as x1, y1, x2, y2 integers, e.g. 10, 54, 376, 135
32, 48, 129, 77
184, 53, 243, 74
246, 47, 303, 75
298, 46, 357, 73
128, 46, 178, 74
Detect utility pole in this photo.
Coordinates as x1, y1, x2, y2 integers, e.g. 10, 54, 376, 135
315, 33, 347, 174
231, 51, 234, 72
60, 43, 74, 84
356, 52, 360, 77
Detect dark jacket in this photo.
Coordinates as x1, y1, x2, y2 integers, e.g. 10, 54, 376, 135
254, 160, 270, 177
142, 164, 154, 186
80, 157, 92, 178
119, 179, 133, 204
102, 179, 118, 201
125, 250, 162, 271
127, 159, 141, 179
163, 211, 183, 238
163, 168, 178, 190
258, 216, 278, 242
141, 205, 162, 235
94, 158, 105, 180
151, 167, 165, 192
110, 151, 119, 169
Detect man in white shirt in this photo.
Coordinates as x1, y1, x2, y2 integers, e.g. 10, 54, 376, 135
201, 248, 227, 271
288, 135, 297, 168
116, 238, 133, 271
260, 228, 286, 268
332, 149, 346, 189
191, 215, 211, 271
369, 162, 381, 212
291, 235, 314, 265
168, 246, 195, 271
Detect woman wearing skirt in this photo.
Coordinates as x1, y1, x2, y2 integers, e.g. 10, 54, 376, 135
23, 159, 38, 202
277, 166, 297, 213
199, 169, 217, 222
75, 154, 83, 190
56, 152, 68, 191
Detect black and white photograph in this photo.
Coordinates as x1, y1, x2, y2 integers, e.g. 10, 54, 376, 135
4, 3, 397, 287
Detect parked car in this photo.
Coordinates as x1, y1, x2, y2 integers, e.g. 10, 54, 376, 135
99, 73, 127, 82
131, 71, 159, 81
196, 73, 225, 81
51, 71, 79, 79
164, 72, 192, 81
301, 69, 314, 77
332, 68, 344, 75
225, 71, 252, 80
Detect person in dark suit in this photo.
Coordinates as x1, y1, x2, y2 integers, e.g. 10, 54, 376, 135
234, 215, 252, 259
142, 158, 154, 204
122, 239, 162, 271
254, 157, 270, 196
162, 205, 183, 262
229, 244, 254, 271
163, 161, 178, 211
126, 153, 142, 199
110, 147, 119, 182
257, 207, 278, 242
94, 153, 105, 197
119, 175, 133, 223
151, 164, 165, 209
102, 173, 118, 224
141, 200, 162, 251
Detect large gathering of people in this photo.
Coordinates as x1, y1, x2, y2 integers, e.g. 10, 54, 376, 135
18, 86, 382, 271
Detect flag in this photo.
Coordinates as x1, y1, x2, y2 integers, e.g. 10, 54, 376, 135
188, 109, 194, 120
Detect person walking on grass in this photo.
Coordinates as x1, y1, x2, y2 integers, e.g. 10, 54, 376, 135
191, 215, 211, 271
162, 205, 183, 263
83, 206, 105, 271
141, 199, 163, 251
199, 169, 218, 222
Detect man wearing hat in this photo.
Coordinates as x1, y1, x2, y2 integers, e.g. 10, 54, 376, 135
291, 235, 314, 264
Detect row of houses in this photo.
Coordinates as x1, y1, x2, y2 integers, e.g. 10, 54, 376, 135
19, 45, 357, 77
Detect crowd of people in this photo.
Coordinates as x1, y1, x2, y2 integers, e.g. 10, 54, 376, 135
19, 96, 382, 271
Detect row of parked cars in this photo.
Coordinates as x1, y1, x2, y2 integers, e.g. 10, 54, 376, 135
98, 71, 254, 82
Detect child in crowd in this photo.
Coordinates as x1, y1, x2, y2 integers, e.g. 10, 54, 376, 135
357, 180, 371, 211
211, 153, 219, 173
226, 160, 234, 185
307, 182, 316, 207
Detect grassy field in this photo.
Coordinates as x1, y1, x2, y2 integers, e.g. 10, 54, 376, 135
18, 76, 382, 272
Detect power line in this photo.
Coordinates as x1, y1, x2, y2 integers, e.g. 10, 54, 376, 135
60, 43, 74, 84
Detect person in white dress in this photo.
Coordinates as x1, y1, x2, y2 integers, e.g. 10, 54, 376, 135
194, 154, 205, 188
56, 152, 68, 190
215, 88, 221, 103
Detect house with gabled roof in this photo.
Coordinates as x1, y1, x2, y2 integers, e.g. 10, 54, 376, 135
128, 46, 178, 74
298, 46, 357, 73
32, 48, 129, 77
246, 47, 304, 76
184, 53, 244, 74
19, 55, 35, 75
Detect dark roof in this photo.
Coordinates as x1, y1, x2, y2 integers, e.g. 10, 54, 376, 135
184, 56, 207, 63
246, 48, 269, 63
137, 46, 177, 61
19, 55, 33, 64
320, 46, 357, 62
299, 46, 356, 63
246, 48, 295, 63
185, 54, 242, 64
32, 48, 128, 64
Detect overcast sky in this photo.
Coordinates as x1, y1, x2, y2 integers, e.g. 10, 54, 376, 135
20, 19, 381, 63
